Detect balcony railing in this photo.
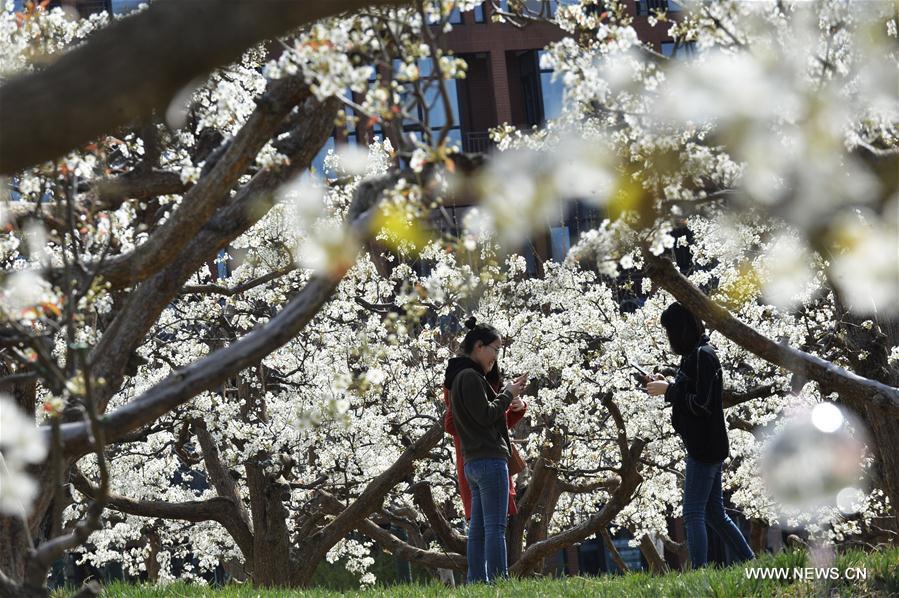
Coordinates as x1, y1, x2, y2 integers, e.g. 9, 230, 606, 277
462, 131, 494, 154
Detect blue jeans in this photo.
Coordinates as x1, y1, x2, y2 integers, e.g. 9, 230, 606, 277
464, 457, 509, 583
683, 456, 755, 568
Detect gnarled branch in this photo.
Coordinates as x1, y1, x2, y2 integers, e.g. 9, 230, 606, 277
409, 481, 466, 555
643, 253, 899, 414
318, 492, 466, 571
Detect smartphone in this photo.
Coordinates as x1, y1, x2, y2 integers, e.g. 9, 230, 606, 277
630, 363, 651, 385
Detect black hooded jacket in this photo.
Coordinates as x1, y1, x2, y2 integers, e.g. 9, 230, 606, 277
664, 336, 730, 463
444, 356, 514, 462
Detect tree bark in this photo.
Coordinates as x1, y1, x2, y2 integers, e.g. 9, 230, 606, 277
524, 481, 561, 574
0, 516, 30, 586
245, 465, 291, 587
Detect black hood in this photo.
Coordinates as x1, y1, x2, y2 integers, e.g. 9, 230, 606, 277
444, 356, 483, 389
681, 335, 713, 363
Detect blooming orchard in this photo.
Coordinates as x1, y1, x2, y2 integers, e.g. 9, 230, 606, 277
0, 0, 896, 593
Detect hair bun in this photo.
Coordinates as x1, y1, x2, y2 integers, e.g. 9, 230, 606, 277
464, 316, 477, 330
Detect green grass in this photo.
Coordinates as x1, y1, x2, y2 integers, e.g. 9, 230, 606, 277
56, 545, 899, 597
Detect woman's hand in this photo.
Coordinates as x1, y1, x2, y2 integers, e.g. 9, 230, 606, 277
504, 373, 528, 398
509, 397, 527, 412
645, 374, 668, 396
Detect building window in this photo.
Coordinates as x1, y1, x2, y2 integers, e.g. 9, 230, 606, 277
635, 0, 670, 16
538, 50, 564, 121
473, 3, 486, 22
566, 201, 603, 244
395, 58, 462, 147
550, 226, 571, 262
449, 6, 464, 24
660, 40, 696, 58
311, 137, 336, 178
550, 0, 583, 17
110, 0, 143, 13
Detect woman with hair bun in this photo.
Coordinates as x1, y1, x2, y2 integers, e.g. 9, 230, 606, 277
644, 301, 754, 568
443, 317, 527, 583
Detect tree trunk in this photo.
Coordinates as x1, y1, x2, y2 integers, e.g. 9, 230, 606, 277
640, 534, 669, 574
749, 519, 767, 556
510, 440, 646, 576
601, 528, 629, 573
835, 312, 899, 536
145, 527, 161, 582
507, 432, 563, 564
0, 515, 30, 584
564, 544, 580, 575
524, 482, 561, 574
245, 464, 292, 587
857, 408, 899, 537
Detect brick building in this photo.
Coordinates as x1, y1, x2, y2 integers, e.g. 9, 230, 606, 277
310, 1, 690, 275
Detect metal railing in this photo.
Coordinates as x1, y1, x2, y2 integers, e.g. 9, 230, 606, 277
462, 131, 494, 154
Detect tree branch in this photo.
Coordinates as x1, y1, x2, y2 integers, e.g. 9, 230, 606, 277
89, 95, 340, 415
289, 422, 444, 585
314, 422, 443, 548
600, 528, 629, 573
643, 253, 899, 414
409, 481, 466, 555
72, 468, 255, 565
83, 76, 311, 289
0, 0, 407, 174
507, 431, 563, 564
87, 170, 189, 211
723, 384, 778, 409
318, 492, 466, 571
510, 438, 646, 576
639, 534, 669, 575
192, 421, 254, 560
72, 470, 227, 521
181, 264, 297, 297
555, 477, 619, 495
56, 169, 401, 456
23, 351, 108, 594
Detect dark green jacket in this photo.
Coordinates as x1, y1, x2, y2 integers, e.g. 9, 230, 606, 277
448, 361, 513, 462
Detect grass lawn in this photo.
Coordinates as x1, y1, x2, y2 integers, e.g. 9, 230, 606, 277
58, 545, 899, 597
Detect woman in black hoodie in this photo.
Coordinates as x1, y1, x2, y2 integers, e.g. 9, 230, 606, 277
446, 317, 527, 583
645, 302, 755, 568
